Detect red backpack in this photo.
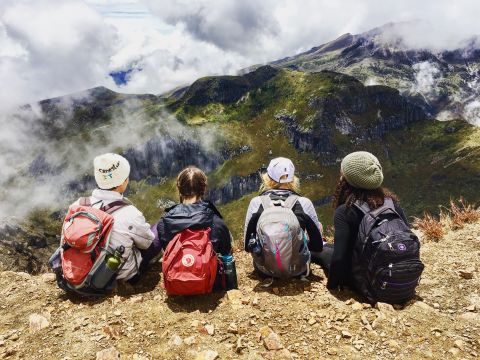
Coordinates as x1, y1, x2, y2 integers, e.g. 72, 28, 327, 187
162, 228, 218, 295
60, 197, 127, 289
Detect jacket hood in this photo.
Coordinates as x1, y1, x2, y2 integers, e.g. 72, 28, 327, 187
162, 200, 222, 241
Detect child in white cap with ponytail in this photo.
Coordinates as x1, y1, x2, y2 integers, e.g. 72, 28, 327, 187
244, 157, 324, 278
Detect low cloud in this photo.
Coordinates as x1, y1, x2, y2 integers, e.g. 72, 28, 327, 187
410, 61, 442, 102
0, 92, 224, 219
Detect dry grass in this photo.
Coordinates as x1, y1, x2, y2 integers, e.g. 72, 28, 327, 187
414, 198, 479, 241
413, 213, 445, 242
447, 198, 480, 229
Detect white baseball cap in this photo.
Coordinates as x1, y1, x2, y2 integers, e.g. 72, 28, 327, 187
94, 153, 130, 190
267, 157, 295, 183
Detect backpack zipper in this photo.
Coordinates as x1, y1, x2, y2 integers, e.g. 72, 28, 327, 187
380, 277, 421, 289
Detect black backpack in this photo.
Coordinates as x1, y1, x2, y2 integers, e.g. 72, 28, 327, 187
351, 198, 424, 304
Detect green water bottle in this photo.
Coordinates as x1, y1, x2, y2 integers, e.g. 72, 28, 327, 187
106, 246, 125, 271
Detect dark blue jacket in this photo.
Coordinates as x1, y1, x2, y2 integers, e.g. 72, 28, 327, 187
157, 200, 232, 255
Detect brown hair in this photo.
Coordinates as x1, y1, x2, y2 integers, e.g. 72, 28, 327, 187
332, 176, 398, 209
259, 173, 301, 194
176, 166, 208, 203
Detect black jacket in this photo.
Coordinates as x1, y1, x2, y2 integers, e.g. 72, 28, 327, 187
157, 200, 232, 255
244, 189, 323, 252
327, 201, 409, 289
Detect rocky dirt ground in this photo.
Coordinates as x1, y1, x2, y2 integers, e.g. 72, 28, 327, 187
0, 222, 479, 360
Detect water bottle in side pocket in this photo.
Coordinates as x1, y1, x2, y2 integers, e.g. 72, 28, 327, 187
91, 246, 125, 289
219, 254, 238, 290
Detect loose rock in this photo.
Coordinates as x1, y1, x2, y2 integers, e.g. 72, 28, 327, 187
96, 347, 120, 360
194, 350, 219, 360
29, 313, 50, 332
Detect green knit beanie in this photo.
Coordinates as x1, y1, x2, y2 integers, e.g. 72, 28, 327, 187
341, 151, 384, 190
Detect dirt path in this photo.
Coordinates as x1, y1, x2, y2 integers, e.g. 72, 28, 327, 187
0, 223, 479, 359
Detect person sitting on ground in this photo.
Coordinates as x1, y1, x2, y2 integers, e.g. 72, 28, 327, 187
75, 153, 157, 284
244, 157, 323, 278
156, 166, 232, 255
316, 151, 411, 291
156, 166, 233, 294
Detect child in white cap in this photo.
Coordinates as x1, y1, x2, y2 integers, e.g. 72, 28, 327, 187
244, 157, 324, 276
71, 153, 155, 282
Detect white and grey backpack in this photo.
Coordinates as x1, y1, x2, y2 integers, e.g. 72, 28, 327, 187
253, 195, 311, 278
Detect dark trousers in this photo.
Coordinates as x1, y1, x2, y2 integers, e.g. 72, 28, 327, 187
311, 243, 334, 276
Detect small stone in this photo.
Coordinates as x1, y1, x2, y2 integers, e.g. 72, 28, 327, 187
459, 268, 474, 279
226, 289, 243, 302
9, 333, 19, 341
204, 324, 215, 336
129, 295, 143, 304
184, 336, 196, 345
265, 349, 294, 360
424, 350, 434, 358
351, 302, 363, 311
169, 334, 183, 346
272, 287, 280, 295
191, 320, 200, 328
341, 330, 352, 339
194, 350, 219, 360
0, 340, 4, 347
113, 310, 122, 316
252, 296, 259, 306
29, 313, 50, 332
375, 302, 395, 313
132, 355, 149, 360
449, 347, 461, 356
327, 348, 338, 355
264, 331, 283, 350
433, 303, 440, 309
96, 347, 120, 360
466, 304, 476, 312
459, 312, 480, 322
454, 339, 464, 351
307, 318, 317, 325
257, 326, 274, 341
412, 301, 434, 312
41, 273, 56, 283
227, 322, 238, 334
387, 339, 400, 349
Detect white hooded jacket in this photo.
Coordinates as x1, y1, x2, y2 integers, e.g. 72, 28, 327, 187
71, 189, 154, 281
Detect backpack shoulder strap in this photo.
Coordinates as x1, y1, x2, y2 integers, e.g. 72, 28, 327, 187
79, 197, 91, 207
370, 197, 399, 218
353, 200, 370, 215
102, 199, 130, 214
260, 195, 274, 210
283, 195, 299, 210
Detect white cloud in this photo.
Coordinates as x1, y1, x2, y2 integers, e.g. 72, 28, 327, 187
410, 61, 441, 101
1, 0, 480, 107
0, 0, 117, 109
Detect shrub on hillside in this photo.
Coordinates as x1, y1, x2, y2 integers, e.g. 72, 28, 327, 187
447, 198, 480, 229
414, 198, 479, 241
413, 213, 444, 242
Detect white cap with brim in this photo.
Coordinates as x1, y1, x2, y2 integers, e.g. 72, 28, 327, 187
267, 157, 295, 183
94, 153, 130, 190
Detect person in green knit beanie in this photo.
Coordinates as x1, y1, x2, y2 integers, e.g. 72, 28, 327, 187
312, 151, 411, 295
340, 151, 384, 190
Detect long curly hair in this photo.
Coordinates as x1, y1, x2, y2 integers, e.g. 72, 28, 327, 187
332, 177, 398, 209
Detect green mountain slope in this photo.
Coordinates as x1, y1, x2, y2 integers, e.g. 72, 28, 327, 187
129, 66, 480, 242
2, 61, 479, 274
